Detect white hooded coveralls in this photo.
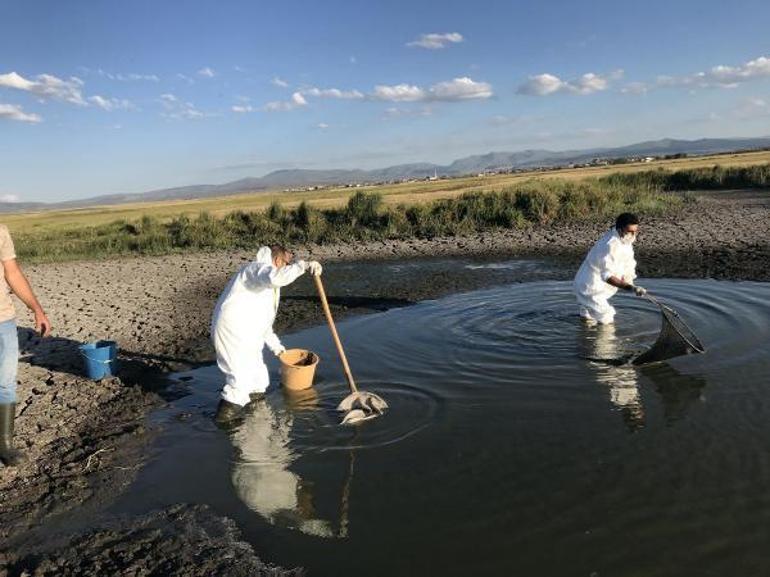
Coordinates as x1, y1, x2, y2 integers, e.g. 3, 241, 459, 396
573, 228, 637, 324
211, 247, 306, 406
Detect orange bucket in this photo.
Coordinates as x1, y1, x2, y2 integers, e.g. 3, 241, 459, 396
279, 349, 320, 391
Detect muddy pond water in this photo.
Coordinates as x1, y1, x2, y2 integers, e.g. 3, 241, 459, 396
111, 273, 769, 577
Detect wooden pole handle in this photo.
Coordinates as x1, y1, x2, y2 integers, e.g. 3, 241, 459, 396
314, 274, 358, 393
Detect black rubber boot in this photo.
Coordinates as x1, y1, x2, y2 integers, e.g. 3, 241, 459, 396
0, 403, 24, 467
214, 399, 244, 429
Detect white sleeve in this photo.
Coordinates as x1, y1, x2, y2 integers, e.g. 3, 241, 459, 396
242, 261, 306, 290
598, 241, 619, 282
264, 329, 283, 354
623, 253, 638, 283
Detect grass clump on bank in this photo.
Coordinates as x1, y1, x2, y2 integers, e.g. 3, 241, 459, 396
15, 178, 684, 263
600, 163, 770, 190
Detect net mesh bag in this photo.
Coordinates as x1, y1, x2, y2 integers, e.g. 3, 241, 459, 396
632, 302, 705, 366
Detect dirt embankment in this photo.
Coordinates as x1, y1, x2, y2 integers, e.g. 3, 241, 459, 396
1, 191, 767, 575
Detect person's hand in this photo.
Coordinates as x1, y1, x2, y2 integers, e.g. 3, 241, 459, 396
34, 309, 51, 337
633, 285, 647, 297
307, 261, 323, 276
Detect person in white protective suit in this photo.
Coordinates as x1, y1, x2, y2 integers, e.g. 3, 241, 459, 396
573, 212, 647, 325
211, 244, 322, 423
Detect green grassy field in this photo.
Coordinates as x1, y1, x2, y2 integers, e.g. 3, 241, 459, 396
5, 153, 769, 263
5, 149, 770, 237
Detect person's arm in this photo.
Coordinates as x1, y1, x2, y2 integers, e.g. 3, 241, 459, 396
242, 260, 308, 290
3, 259, 51, 336
265, 261, 308, 288
607, 246, 643, 294
607, 274, 646, 296
264, 328, 285, 357
598, 240, 626, 288
606, 275, 634, 291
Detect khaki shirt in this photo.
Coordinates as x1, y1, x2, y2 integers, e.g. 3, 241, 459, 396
0, 225, 17, 323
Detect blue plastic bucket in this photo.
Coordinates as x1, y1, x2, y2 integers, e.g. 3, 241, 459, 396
79, 340, 118, 380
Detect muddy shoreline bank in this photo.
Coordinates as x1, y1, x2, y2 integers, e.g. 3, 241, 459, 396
1, 192, 767, 575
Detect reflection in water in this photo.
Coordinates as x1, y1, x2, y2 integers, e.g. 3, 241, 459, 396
581, 323, 709, 430
642, 364, 707, 424
583, 323, 645, 431
230, 391, 343, 538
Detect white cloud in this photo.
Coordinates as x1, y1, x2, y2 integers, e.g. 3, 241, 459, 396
316, 122, 329, 129
176, 73, 195, 85
197, 67, 216, 78
517, 72, 610, 96
126, 73, 159, 82
264, 91, 308, 111
302, 87, 364, 99
88, 95, 134, 111
0, 71, 134, 114
429, 77, 492, 100
621, 82, 649, 95
0, 194, 20, 202
231, 104, 254, 113
372, 83, 427, 102
697, 56, 770, 87
657, 55, 770, 89
621, 55, 770, 96
259, 77, 489, 112
407, 32, 464, 49
349, 56, 357, 64
517, 73, 564, 96
0, 71, 87, 105
0, 103, 41, 123
571, 73, 609, 94
383, 106, 433, 118
159, 93, 207, 119
271, 77, 289, 88
96, 70, 159, 82
373, 77, 492, 102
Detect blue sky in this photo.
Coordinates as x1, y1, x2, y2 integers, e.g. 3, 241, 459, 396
1, 0, 769, 202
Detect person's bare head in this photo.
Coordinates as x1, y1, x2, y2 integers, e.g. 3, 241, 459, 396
615, 213, 640, 245
271, 244, 293, 268
615, 212, 640, 236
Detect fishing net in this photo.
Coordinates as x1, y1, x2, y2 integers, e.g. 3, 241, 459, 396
631, 299, 705, 366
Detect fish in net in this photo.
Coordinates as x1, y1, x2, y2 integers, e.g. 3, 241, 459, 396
631, 297, 705, 365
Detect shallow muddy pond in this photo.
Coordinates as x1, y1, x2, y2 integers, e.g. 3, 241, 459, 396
113, 276, 769, 576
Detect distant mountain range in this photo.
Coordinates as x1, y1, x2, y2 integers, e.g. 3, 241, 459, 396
4, 136, 770, 213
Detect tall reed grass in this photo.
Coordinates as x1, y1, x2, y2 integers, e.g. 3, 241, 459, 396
15, 177, 690, 263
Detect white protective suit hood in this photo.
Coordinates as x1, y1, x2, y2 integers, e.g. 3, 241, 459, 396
255, 246, 273, 265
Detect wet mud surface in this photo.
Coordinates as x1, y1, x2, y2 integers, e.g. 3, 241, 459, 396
2, 505, 303, 576
1, 190, 767, 575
